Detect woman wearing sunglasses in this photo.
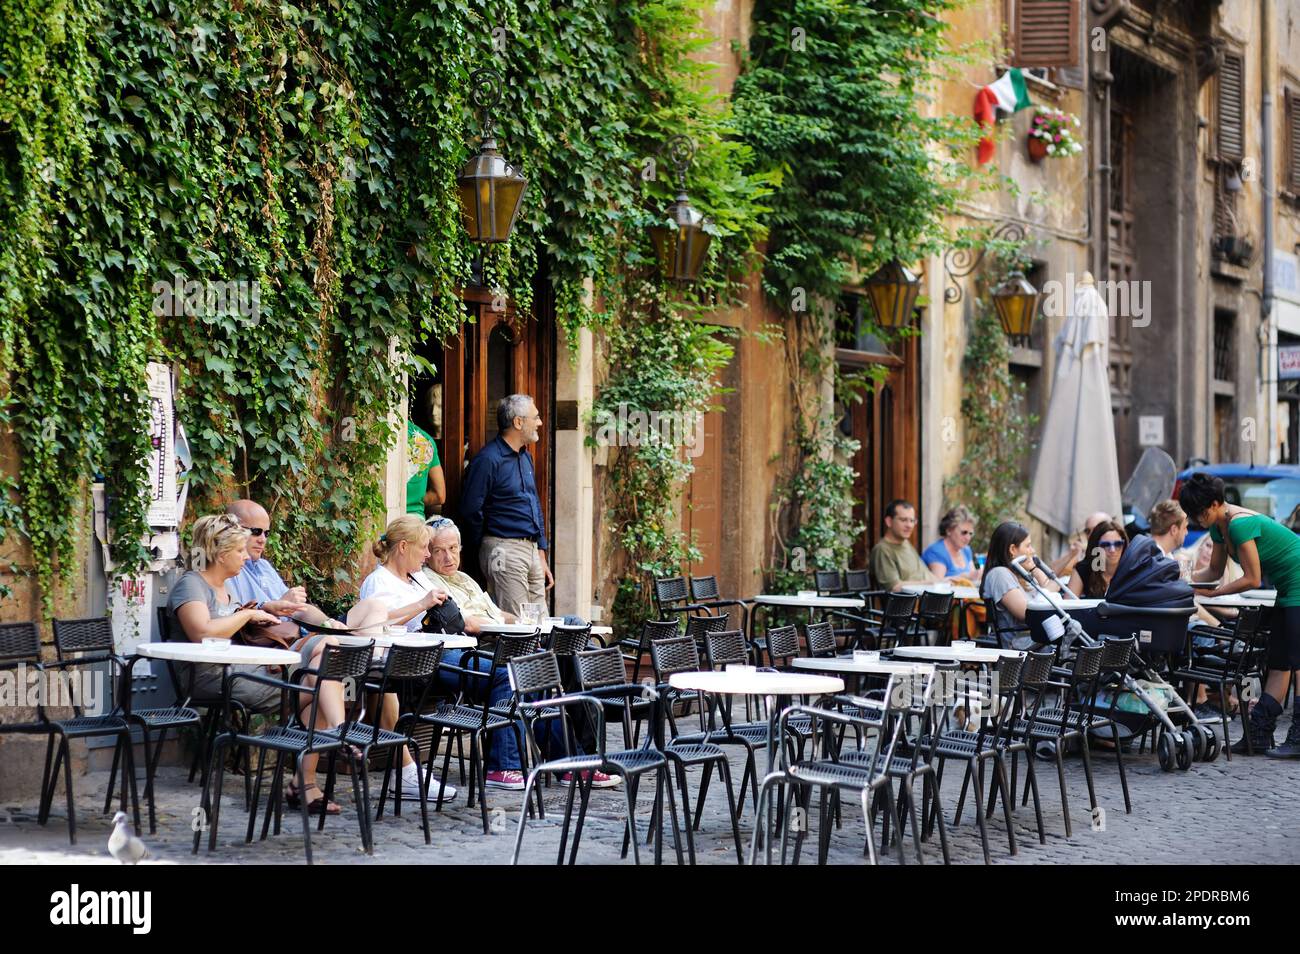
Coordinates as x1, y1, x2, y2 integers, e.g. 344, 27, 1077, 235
1068, 519, 1128, 597
922, 506, 983, 583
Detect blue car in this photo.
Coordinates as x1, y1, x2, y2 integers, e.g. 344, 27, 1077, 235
1174, 463, 1300, 547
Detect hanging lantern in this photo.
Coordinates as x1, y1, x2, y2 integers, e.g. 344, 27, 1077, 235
864, 260, 922, 330
457, 69, 527, 244
648, 136, 712, 282
991, 270, 1041, 345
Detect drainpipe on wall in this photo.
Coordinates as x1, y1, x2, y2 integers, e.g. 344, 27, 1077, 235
1261, 0, 1276, 464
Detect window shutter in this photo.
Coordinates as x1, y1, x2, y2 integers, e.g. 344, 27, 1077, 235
1286, 89, 1300, 195
1217, 53, 1244, 162
1010, 0, 1080, 68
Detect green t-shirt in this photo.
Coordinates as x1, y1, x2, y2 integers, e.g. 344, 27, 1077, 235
406, 420, 441, 516
870, 538, 929, 589
1209, 513, 1300, 606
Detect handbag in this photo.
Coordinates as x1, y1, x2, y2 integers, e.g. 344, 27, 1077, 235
233, 602, 301, 650
421, 594, 467, 635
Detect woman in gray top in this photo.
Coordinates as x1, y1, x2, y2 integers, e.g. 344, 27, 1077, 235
168, 513, 346, 815
980, 521, 1066, 647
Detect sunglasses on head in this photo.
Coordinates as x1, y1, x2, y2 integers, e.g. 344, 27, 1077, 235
247, 527, 272, 538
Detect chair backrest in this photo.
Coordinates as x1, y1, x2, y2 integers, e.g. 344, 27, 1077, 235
318, 641, 376, 682
883, 592, 918, 625
703, 630, 749, 669
637, 619, 681, 648
814, 570, 844, 594
575, 647, 627, 689
690, 575, 721, 601
509, 650, 564, 697
914, 590, 954, 624
1068, 643, 1104, 681
1019, 650, 1056, 689
684, 613, 729, 644
385, 642, 445, 680
0, 622, 40, 664
156, 606, 183, 642
650, 635, 701, 679
492, 630, 543, 666
1098, 635, 1136, 672
654, 576, 689, 610
547, 623, 593, 655
1234, 604, 1266, 642
765, 624, 800, 664
804, 621, 837, 657
51, 617, 114, 658
844, 569, 872, 592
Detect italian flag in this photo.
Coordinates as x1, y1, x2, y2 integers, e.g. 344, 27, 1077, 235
974, 68, 1031, 164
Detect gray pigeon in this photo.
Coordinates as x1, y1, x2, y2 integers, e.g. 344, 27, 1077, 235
107, 811, 149, 864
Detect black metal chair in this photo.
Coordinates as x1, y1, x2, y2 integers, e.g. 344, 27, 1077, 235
1171, 605, 1268, 758
546, 623, 596, 656
575, 646, 653, 749
52, 616, 200, 834
814, 570, 844, 594
688, 574, 753, 633
508, 650, 683, 865
620, 618, 681, 685
684, 612, 730, 652
922, 653, 1038, 863
0, 624, 64, 831
653, 576, 710, 622
804, 621, 838, 657
338, 641, 446, 849
420, 630, 540, 831
1010, 644, 1102, 838
980, 597, 1033, 650
909, 590, 955, 645
199, 641, 373, 864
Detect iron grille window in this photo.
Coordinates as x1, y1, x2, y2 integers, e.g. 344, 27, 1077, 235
1213, 312, 1235, 382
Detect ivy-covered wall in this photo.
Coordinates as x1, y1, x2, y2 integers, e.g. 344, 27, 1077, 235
0, 0, 771, 614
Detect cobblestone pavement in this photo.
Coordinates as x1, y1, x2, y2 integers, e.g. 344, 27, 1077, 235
2, 711, 1297, 865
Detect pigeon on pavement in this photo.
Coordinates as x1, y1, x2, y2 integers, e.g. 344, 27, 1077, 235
107, 811, 149, 864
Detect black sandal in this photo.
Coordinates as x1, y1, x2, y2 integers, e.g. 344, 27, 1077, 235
285, 781, 341, 815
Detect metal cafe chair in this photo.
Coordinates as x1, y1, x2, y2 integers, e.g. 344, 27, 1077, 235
52, 616, 200, 835
688, 573, 754, 633
574, 646, 653, 751
620, 618, 681, 686
28, 619, 139, 843
1171, 604, 1268, 758
909, 590, 955, 645
0, 624, 67, 835
509, 650, 683, 865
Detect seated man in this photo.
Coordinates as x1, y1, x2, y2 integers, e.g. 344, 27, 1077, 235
423, 516, 617, 789
870, 499, 940, 592
226, 499, 333, 626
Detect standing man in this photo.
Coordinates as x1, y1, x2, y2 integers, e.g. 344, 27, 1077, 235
870, 499, 940, 592
461, 394, 553, 616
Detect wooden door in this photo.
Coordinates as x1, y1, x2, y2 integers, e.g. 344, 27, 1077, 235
1108, 105, 1136, 474
682, 406, 722, 579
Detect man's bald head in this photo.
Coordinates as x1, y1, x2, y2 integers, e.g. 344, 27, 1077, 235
227, 500, 270, 559
1084, 511, 1112, 535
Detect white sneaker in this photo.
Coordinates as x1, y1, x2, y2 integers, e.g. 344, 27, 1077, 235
401, 771, 458, 803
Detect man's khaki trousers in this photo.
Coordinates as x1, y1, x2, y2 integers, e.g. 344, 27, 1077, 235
479, 535, 545, 617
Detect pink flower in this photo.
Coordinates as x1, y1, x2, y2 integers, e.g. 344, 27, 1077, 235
1054, 134, 1061, 141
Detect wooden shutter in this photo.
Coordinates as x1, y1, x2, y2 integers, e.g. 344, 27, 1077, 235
1286, 89, 1300, 195
1217, 53, 1244, 162
1009, 0, 1079, 68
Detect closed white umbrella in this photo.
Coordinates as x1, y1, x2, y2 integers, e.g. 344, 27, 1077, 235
1027, 272, 1123, 535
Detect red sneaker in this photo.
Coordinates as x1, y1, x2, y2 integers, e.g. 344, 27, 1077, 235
559, 770, 621, 789
485, 770, 526, 790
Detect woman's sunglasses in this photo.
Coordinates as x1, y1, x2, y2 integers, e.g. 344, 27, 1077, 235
1096, 540, 1125, 551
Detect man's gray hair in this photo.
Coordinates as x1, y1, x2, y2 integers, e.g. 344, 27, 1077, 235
497, 394, 534, 432
427, 516, 461, 541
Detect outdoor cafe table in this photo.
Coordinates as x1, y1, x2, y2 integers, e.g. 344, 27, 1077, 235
1196, 589, 1276, 609
891, 644, 1024, 664
750, 594, 866, 646
476, 621, 615, 643
334, 632, 477, 650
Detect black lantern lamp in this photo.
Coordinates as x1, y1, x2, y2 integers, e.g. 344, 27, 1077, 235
991, 270, 1041, 346
457, 69, 527, 244
864, 260, 922, 330
648, 136, 712, 282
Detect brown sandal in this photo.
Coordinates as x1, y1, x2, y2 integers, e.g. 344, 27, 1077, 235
285, 782, 341, 815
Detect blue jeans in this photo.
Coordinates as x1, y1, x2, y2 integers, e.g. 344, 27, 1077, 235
438, 648, 572, 772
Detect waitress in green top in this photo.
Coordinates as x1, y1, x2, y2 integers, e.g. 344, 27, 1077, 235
1180, 472, 1300, 757
407, 419, 446, 517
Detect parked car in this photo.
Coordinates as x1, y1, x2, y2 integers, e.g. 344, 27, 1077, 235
1173, 463, 1300, 547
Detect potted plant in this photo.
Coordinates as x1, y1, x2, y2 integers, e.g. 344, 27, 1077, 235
1027, 107, 1082, 162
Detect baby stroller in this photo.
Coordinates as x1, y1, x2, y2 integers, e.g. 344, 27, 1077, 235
1021, 536, 1219, 771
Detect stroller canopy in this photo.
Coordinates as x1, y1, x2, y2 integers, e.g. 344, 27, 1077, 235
1104, 534, 1193, 607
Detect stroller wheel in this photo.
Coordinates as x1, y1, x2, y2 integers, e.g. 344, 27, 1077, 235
1157, 732, 1176, 772
1176, 732, 1194, 771
1189, 725, 1206, 761
1197, 725, 1220, 763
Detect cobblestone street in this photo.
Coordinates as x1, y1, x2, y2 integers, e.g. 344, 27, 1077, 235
3, 710, 1297, 865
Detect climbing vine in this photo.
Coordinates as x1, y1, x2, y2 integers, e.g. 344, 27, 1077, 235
731, 0, 988, 586
1, 0, 772, 614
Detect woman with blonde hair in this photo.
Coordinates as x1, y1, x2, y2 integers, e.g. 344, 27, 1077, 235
168, 513, 348, 815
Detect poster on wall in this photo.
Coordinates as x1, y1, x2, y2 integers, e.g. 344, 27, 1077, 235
110, 574, 152, 677
145, 361, 178, 528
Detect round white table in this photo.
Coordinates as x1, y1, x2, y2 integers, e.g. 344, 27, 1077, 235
790, 655, 937, 676
901, 585, 981, 602
891, 645, 1023, 664
136, 641, 301, 667
1196, 592, 1276, 608
334, 632, 477, 650
753, 594, 865, 610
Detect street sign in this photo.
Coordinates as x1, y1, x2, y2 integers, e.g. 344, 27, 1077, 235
1280, 345, 1300, 381
1138, 415, 1165, 447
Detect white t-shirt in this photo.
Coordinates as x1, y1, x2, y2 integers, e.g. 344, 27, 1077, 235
359, 564, 446, 631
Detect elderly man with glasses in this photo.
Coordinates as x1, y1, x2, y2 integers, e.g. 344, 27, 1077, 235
225, 499, 334, 627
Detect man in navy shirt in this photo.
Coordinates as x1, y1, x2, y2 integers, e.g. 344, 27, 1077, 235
461, 394, 553, 615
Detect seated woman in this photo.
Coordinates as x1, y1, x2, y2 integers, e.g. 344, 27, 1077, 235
169, 513, 347, 816
979, 521, 1065, 649
922, 506, 982, 583
420, 515, 616, 790
1068, 519, 1127, 597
